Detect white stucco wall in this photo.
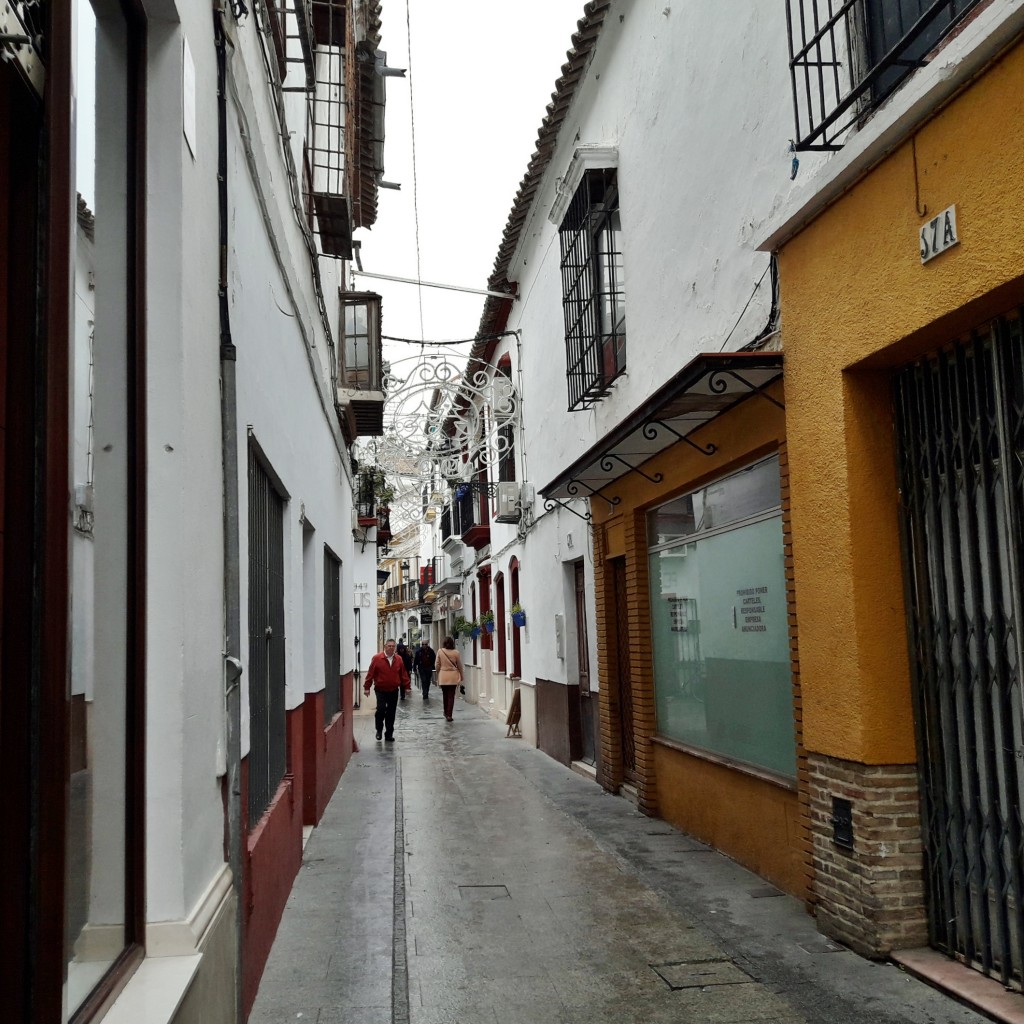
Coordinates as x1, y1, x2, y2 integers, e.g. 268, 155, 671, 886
140, 0, 371, 937
507, 0, 798, 493
480, 0, 805, 706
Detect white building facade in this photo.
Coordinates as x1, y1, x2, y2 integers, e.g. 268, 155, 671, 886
1, 0, 389, 1019
429, 0, 813, 893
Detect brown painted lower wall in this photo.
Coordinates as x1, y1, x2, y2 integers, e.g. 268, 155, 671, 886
536, 677, 579, 766
302, 672, 356, 825
653, 741, 807, 898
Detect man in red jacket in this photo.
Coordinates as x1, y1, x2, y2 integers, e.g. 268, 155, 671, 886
363, 638, 411, 742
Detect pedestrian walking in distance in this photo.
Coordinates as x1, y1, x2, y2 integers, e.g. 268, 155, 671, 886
395, 638, 413, 700
364, 638, 410, 741
436, 637, 465, 723
413, 638, 436, 700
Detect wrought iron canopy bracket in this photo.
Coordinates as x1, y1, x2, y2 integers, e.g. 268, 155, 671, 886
599, 454, 663, 484
543, 498, 592, 523
710, 369, 785, 411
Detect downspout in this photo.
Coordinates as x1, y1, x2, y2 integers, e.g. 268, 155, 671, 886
215, 10, 244, 1023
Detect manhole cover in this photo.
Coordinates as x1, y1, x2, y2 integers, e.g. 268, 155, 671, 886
458, 885, 510, 901
651, 960, 751, 990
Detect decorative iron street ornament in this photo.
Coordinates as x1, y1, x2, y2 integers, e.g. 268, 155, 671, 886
357, 353, 521, 529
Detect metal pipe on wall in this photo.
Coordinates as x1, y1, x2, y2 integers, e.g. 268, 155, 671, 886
215, 11, 244, 1022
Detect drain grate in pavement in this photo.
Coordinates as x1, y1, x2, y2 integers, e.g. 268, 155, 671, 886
747, 885, 785, 899
458, 884, 510, 901
651, 960, 752, 990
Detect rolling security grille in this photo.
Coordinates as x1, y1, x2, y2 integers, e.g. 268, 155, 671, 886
559, 169, 625, 411
248, 448, 287, 827
324, 549, 342, 723
894, 314, 1024, 986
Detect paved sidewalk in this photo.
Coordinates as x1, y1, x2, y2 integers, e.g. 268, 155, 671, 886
249, 693, 989, 1024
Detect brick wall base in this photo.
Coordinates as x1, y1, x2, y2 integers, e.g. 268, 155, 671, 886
809, 754, 928, 957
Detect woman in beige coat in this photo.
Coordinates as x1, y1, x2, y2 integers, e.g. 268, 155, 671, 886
436, 636, 464, 722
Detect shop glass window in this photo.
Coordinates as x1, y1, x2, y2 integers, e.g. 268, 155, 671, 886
67, 0, 143, 1012
647, 457, 795, 779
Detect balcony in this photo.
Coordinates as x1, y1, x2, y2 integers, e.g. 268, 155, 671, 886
383, 581, 418, 609
375, 507, 392, 547
456, 483, 490, 551
355, 470, 377, 526
787, 0, 982, 150
336, 292, 386, 441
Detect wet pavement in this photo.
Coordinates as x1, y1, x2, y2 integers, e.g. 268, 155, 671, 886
249, 692, 990, 1024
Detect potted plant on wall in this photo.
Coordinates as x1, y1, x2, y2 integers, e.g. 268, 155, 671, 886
453, 616, 471, 639
480, 609, 495, 633
470, 618, 482, 640
511, 603, 526, 628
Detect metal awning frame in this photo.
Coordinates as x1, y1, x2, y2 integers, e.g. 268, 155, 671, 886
540, 352, 784, 505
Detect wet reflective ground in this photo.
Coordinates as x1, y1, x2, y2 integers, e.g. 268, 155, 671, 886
249, 694, 988, 1024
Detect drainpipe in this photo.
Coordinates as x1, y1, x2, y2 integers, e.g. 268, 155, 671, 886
215, 10, 244, 1022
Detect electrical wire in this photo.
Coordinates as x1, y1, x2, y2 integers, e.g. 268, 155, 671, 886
382, 330, 518, 346
404, 0, 425, 343
718, 260, 772, 352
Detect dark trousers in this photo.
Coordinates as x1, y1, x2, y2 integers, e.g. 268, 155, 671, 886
418, 666, 433, 697
441, 685, 457, 719
374, 688, 400, 738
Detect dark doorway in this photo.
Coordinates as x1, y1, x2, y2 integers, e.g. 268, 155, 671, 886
611, 558, 636, 783
574, 561, 595, 765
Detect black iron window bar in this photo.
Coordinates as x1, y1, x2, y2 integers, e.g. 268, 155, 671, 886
560, 169, 626, 411
787, 0, 982, 150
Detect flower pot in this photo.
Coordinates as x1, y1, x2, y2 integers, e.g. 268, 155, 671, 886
484, 620, 495, 633
512, 611, 526, 628
471, 627, 481, 640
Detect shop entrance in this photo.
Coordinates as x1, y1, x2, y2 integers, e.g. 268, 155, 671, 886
894, 314, 1024, 987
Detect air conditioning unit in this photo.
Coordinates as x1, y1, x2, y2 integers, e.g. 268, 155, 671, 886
495, 481, 520, 523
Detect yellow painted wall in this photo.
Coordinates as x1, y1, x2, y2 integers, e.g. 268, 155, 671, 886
777, 37, 1024, 765
594, 381, 806, 896
654, 743, 806, 896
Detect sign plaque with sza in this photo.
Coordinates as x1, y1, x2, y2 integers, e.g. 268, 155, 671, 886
920, 205, 959, 264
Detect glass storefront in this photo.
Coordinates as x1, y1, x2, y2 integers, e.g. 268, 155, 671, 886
647, 456, 795, 779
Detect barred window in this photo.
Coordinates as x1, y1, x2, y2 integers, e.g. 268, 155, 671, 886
559, 168, 625, 411
787, 0, 981, 149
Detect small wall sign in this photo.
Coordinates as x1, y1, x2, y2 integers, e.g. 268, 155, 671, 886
920, 205, 959, 264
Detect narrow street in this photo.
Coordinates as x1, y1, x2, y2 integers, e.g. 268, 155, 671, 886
249, 696, 987, 1024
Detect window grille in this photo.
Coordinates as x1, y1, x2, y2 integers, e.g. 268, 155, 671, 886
559, 168, 625, 411
498, 424, 516, 483
248, 446, 288, 827
323, 548, 342, 723
787, 0, 982, 150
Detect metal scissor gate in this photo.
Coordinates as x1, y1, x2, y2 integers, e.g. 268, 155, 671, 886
895, 312, 1024, 987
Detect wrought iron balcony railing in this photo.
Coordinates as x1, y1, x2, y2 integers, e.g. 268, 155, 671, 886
384, 582, 418, 606
787, 0, 981, 150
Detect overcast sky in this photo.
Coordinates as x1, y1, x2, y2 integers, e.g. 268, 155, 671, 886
355, 0, 586, 374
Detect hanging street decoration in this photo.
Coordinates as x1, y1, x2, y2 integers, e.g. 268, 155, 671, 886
357, 352, 521, 530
